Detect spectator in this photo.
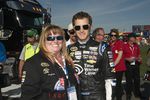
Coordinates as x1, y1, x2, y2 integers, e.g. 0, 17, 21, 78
68, 11, 109, 100
109, 28, 126, 100
0, 41, 7, 100
92, 28, 105, 42
146, 48, 150, 67
18, 29, 39, 80
66, 23, 76, 47
21, 25, 80, 100
92, 27, 115, 100
124, 33, 142, 100
0, 41, 6, 65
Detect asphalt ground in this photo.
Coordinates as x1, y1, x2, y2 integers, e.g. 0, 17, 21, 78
112, 79, 150, 100
2, 79, 150, 100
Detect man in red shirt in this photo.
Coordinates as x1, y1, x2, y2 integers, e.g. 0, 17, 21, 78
109, 29, 126, 100
124, 33, 142, 100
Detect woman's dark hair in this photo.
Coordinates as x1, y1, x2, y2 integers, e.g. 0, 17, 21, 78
109, 28, 119, 38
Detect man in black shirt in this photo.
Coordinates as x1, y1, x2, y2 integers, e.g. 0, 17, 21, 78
68, 11, 110, 100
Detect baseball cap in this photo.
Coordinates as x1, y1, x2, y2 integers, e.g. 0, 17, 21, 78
68, 23, 73, 31
26, 28, 38, 37
128, 33, 137, 38
67, 23, 74, 35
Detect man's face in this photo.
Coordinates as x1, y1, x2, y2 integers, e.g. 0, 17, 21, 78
74, 18, 91, 41
69, 29, 76, 41
95, 30, 104, 42
27, 36, 35, 44
129, 37, 136, 43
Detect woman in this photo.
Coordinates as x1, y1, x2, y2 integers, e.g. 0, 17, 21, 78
21, 25, 80, 100
109, 29, 126, 100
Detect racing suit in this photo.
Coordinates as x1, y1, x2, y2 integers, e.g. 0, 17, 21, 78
21, 51, 80, 100
99, 42, 115, 100
68, 38, 109, 100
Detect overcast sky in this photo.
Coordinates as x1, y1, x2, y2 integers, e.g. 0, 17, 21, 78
38, 0, 150, 33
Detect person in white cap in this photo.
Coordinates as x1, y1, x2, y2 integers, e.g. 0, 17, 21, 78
66, 23, 76, 47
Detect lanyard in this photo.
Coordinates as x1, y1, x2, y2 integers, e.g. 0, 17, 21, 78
54, 56, 68, 79
129, 45, 134, 55
54, 56, 71, 87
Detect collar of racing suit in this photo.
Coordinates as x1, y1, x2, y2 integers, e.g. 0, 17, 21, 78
77, 36, 90, 44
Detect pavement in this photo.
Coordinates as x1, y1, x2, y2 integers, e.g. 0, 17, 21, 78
1, 79, 150, 100
112, 79, 150, 100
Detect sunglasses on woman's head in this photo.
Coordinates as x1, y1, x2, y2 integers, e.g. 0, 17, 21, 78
47, 36, 64, 41
74, 24, 89, 31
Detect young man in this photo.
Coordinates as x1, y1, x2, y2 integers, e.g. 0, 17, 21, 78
68, 11, 109, 100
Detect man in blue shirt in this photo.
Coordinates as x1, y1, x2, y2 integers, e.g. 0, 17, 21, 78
0, 41, 7, 100
0, 41, 6, 63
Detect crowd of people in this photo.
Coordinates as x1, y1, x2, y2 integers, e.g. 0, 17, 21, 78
0, 11, 150, 100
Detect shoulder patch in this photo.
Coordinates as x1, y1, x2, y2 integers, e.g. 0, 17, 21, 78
70, 47, 78, 51
41, 62, 49, 67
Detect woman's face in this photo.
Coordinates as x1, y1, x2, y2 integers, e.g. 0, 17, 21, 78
110, 32, 117, 42
45, 34, 63, 54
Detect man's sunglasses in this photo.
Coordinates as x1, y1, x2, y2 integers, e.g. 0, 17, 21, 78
47, 36, 64, 41
69, 30, 75, 35
74, 24, 89, 31
96, 34, 104, 37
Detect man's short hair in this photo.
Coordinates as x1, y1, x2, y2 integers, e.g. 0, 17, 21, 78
72, 11, 92, 26
92, 28, 104, 39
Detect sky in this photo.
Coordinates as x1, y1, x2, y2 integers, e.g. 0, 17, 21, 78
38, 0, 150, 33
